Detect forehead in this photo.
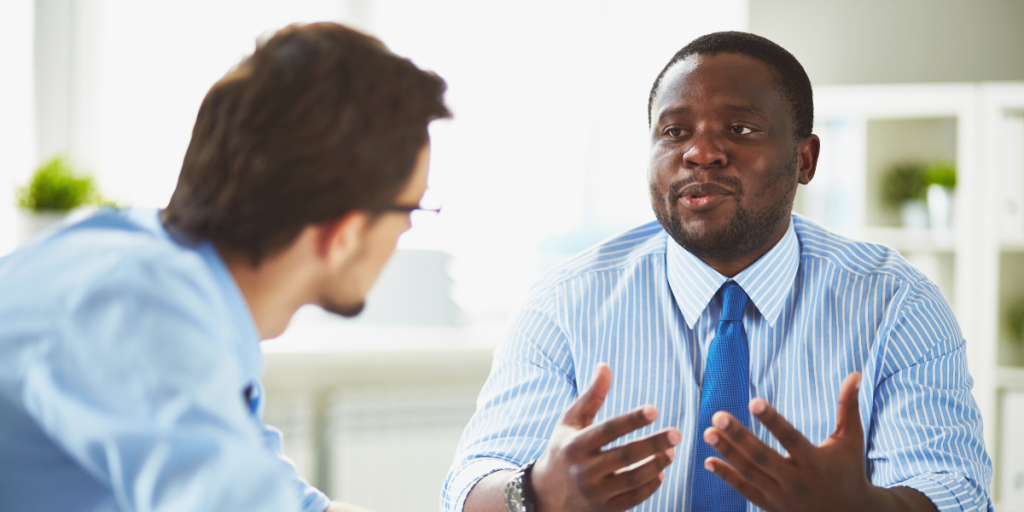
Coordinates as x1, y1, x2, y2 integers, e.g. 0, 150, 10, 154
652, 52, 789, 125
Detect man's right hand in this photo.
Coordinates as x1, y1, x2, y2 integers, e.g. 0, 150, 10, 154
529, 362, 681, 512
464, 363, 681, 512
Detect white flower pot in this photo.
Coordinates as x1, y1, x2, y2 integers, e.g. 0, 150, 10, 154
926, 184, 954, 232
17, 210, 68, 246
900, 200, 929, 230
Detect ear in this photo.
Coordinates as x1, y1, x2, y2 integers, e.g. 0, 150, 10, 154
797, 134, 820, 185
316, 211, 369, 268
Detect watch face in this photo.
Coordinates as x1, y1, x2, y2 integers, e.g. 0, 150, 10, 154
505, 472, 527, 512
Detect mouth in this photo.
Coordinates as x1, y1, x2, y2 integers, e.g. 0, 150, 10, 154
675, 183, 735, 212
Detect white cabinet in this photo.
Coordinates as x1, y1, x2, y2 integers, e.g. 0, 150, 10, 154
800, 82, 1024, 508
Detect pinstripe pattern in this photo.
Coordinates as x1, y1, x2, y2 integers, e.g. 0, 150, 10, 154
442, 214, 992, 512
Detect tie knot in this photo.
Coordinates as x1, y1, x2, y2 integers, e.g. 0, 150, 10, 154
720, 282, 748, 321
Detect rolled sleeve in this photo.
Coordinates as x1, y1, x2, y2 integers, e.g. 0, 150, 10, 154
441, 285, 577, 512
896, 472, 993, 512
869, 280, 994, 511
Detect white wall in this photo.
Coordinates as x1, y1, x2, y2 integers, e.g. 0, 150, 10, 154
0, 1, 37, 255
749, 0, 1024, 85
16, 0, 749, 324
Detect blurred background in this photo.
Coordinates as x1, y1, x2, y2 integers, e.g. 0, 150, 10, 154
2, 0, 1024, 510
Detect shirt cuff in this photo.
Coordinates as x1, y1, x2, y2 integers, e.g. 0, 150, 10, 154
893, 472, 992, 512
299, 480, 330, 512
442, 458, 521, 512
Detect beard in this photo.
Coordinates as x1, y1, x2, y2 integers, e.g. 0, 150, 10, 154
321, 298, 366, 318
651, 151, 797, 261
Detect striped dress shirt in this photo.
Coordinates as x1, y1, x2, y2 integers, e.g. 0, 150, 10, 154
442, 214, 992, 512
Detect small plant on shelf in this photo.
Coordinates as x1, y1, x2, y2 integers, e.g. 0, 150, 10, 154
923, 161, 957, 190
881, 161, 927, 209
882, 161, 928, 229
16, 156, 103, 212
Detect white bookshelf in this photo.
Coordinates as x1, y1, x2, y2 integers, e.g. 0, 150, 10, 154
799, 82, 1024, 507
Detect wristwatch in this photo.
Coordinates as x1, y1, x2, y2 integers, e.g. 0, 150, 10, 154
504, 460, 537, 512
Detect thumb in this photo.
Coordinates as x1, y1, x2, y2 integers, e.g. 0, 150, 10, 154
833, 372, 864, 443
561, 363, 612, 429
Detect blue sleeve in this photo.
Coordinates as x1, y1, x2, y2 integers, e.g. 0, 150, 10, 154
20, 255, 305, 512
868, 280, 994, 511
250, 381, 331, 512
441, 284, 578, 512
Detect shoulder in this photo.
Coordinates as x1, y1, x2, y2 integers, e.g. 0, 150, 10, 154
792, 214, 926, 285
0, 209, 225, 331
535, 220, 668, 291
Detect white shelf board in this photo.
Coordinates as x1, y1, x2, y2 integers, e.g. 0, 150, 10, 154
1001, 238, 1024, 253
861, 227, 956, 253
997, 366, 1024, 390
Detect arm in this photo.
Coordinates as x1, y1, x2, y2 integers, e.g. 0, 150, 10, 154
700, 280, 992, 511
443, 286, 678, 512
464, 364, 679, 512
23, 260, 303, 512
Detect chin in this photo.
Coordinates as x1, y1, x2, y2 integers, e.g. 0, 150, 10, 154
321, 300, 366, 318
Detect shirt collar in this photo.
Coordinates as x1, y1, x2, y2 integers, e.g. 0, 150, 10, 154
666, 216, 800, 329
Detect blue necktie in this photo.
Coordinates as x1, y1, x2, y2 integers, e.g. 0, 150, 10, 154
691, 281, 750, 511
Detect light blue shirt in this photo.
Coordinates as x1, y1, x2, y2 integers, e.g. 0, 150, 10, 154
0, 209, 330, 512
442, 214, 993, 512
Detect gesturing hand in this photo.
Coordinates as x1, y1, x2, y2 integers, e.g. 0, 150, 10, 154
701, 372, 936, 512
531, 363, 682, 512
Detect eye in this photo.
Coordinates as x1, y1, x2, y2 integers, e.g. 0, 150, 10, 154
666, 128, 682, 137
729, 125, 753, 135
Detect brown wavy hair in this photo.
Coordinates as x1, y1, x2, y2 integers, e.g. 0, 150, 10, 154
163, 22, 450, 264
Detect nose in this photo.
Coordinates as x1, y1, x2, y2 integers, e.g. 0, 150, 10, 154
682, 128, 727, 170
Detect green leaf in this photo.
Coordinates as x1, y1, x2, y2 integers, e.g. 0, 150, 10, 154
16, 156, 104, 212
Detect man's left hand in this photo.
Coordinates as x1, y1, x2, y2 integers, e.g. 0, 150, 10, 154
701, 372, 938, 512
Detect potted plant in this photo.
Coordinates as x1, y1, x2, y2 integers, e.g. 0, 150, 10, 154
881, 161, 928, 229
923, 161, 956, 232
16, 156, 103, 243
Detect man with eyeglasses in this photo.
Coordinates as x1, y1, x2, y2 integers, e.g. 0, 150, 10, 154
444, 31, 992, 512
0, 23, 448, 512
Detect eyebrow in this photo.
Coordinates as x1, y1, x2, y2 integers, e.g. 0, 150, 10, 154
656, 107, 690, 124
723, 103, 768, 118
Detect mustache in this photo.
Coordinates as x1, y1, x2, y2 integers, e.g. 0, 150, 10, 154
669, 175, 744, 199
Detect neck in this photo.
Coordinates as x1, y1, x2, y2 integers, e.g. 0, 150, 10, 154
220, 242, 318, 340
701, 216, 791, 278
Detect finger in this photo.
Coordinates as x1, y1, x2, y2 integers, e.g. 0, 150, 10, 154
703, 457, 772, 510
596, 449, 674, 500
833, 372, 864, 442
711, 412, 788, 472
748, 398, 815, 459
561, 363, 612, 429
591, 428, 681, 475
604, 470, 665, 511
577, 404, 659, 451
703, 427, 781, 495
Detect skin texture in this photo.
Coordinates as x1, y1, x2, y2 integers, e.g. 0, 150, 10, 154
466, 53, 937, 512
224, 143, 432, 512
648, 52, 819, 278
223, 143, 430, 340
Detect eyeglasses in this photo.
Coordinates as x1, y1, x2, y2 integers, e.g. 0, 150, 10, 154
374, 204, 442, 228
378, 205, 442, 215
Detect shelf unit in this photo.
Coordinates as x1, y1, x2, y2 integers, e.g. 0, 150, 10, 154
797, 82, 1024, 507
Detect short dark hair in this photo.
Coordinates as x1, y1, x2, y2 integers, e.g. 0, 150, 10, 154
647, 31, 813, 139
163, 23, 451, 264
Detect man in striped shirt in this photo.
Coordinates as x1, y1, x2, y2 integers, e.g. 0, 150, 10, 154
443, 31, 992, 512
